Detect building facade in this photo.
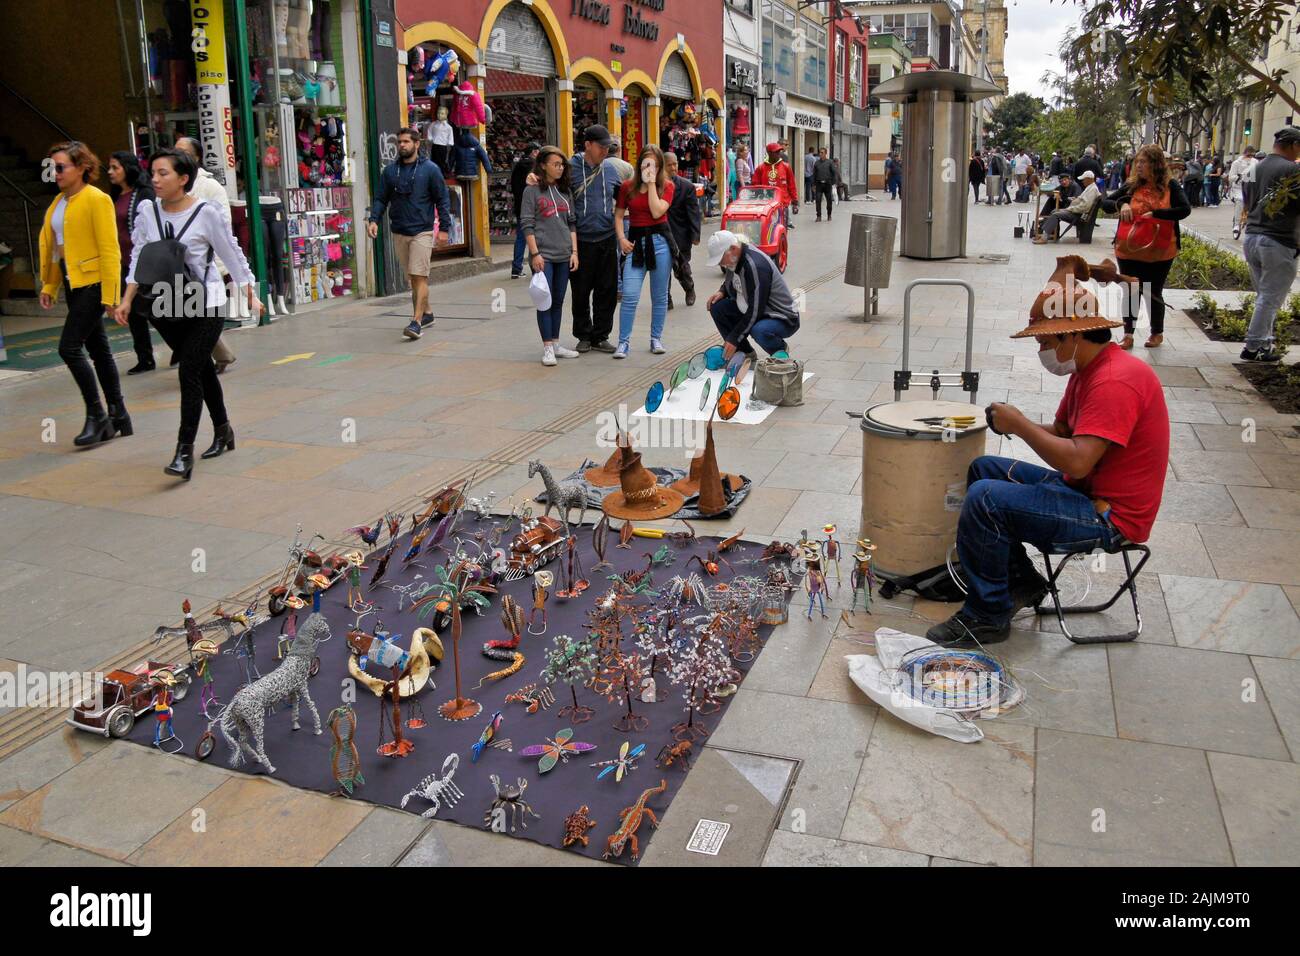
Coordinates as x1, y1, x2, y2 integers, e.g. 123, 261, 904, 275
397, 0, 724, 259
761, 0, 830, 184
866, 31, 911, 189
723, 0, 764, 172
827, 10, 871, 193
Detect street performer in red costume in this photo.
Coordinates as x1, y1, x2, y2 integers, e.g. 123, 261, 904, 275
752, 142, 799, 230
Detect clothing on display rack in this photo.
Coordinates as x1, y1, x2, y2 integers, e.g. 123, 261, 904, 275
454, 129, 494, 181
450, 81, 487, 129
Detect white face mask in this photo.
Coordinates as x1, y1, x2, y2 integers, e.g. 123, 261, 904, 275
1039, 337, 1078, 376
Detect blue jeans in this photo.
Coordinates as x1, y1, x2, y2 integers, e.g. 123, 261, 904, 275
535, 259, 571, 341
512, 226, 527, 275
618, 234, 670, 345
1243, 233, 1299, 350
709, 296, 793, 355
957, 456, 1121, 626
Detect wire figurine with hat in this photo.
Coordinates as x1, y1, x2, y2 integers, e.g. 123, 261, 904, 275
850, 539, 878, 614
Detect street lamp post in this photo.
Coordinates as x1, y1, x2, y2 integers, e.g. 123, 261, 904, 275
975, 0, 989, 154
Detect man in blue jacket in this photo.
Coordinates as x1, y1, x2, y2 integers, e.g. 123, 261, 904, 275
367, 127, 452, 340
568, 125, 623, 352
705, 230, 800, 360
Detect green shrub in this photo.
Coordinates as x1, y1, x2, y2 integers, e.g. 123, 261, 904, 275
1238, 292, 1256, 318
1217, 315, 1248, 340
1191, 291, 1218, 318
1167, 234, 1253, 291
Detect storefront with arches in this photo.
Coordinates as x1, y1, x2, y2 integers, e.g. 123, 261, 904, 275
395, 0, 722, 256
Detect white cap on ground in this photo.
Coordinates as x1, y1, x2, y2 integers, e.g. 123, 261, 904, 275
706, 230, 743, 267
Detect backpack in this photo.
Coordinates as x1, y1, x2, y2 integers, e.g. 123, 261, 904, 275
134, 201, 211, 307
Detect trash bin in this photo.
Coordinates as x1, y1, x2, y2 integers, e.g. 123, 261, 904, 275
859, 399, 988, 578
844, 214, 897, 319
986, 174, 1003, 206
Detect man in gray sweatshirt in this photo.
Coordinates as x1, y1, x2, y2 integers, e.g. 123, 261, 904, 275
1242, 126, 1300, 361
567, 125, 623, 352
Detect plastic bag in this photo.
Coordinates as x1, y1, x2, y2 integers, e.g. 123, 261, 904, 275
528, 270, 551, 311
846, 628, 985, 744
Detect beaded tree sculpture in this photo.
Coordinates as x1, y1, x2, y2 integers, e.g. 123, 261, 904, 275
668, 617, 736, 742
422, 560, 488, 721
634, 608, 674, 702
540, 634, 599, 725
594, 649, 651, 733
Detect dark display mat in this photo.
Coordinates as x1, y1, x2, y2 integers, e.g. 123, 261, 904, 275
125, 524, 780, 865
535, 459, 754, 520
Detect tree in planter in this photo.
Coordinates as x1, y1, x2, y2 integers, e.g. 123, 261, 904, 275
540, 633, 599, 724
1061, 0, 1300, 119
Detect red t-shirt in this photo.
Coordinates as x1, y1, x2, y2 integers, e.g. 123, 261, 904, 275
1054, 343, 1169, 543
617, 179, 674, 226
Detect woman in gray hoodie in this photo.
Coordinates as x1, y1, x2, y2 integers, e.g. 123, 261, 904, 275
520, 146, 579, 366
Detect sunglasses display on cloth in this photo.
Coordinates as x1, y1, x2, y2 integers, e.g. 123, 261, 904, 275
643, 349, 747, 421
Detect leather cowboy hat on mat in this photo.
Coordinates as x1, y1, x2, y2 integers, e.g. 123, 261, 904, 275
601, 450, 685, 521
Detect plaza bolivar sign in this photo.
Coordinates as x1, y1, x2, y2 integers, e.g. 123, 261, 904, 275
572, 0, 663, 41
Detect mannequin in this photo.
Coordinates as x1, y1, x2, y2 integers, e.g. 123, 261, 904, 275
259, 195, 290, 317
427, 106, 454, 176
453, 127, 492, 181
449, 78, 486, 131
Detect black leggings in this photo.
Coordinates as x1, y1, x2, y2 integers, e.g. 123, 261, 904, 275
59, 279, 122, 412
1116, 256, 1175, 335
150, 311, 228, 444
122, 265, 154, 366
261, 203, 288, 297
971, 181, 982, 202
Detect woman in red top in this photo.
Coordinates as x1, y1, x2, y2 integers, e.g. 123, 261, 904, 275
613, 144, 674, 358
106, 151, 156, 374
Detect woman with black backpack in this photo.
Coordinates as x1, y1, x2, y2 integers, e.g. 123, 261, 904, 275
113, 149, 261, 480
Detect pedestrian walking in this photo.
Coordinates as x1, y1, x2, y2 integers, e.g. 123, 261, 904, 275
885, 151, 902, 199
1229, 145, 1258, 240
106, 151, 156, 375
613, 144, 674, 358
37, 140, 131, 448
519, 146, 579, 366
1241, 126, 1300, 362
804, 147, 817, 205
813, 147, 837, 220
969, 151, 986, 203
366, 127, 452, 340
1101, 144, 1190, 350
566, 125, 622, 353
510, 142, 540, 278
114, 148, 261, 479
734, 144, 753, 200
1183, 156, 1204, 208
663, 151, 700, 310
174, 137, 238, 371
1203, 154, 1223, 207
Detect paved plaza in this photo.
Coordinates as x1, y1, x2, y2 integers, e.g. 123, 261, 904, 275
1, 198, 1297, 867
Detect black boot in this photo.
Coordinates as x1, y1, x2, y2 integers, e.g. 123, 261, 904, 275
73, 407, 114, 447
107, 401, 133, 437
164, 443, 195, 480
201, 422, 235, 459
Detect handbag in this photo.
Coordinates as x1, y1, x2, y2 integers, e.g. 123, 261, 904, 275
1114, 215, 1176, 262
753, 356, 804, 406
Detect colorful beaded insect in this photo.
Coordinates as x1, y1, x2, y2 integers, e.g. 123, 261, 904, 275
519, 727, 597, 773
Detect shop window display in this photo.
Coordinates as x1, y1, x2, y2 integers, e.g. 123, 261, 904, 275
660, 100, 717, 180
573, 86, 603, 142
485, 72, 550, 240
243, 0, 358, 308
407, 43, 474, 255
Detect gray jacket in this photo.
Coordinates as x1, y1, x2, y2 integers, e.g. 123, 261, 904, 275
519, 184, 576, 262
568, 154, 622, 242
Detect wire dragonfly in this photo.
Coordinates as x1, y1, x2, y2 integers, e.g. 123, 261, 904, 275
590, 741, 646, 782
518, 728, 598, 773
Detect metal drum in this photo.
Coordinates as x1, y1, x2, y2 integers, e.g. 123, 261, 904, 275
859, 400, 988, 578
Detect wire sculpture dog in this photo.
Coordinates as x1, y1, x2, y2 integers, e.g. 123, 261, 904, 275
220, 612, 327, 774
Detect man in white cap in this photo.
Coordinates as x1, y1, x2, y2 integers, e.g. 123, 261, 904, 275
1032, 169, 1102, 243
705, 230, 800, 360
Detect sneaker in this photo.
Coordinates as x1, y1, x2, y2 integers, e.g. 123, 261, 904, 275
925, 611, 1011, 648
510, 271, 524, 279
403, 321, 423, 340
1232, 224, 1241, 240
420, 313, 435, 327
541, 344, 557, 366
553, 344, 580, 358
650, 339, 666, 354
613, 342, 630, 359
1240, 345, 1282, 362
591, 339, 617, 353
575, 339, 592, 353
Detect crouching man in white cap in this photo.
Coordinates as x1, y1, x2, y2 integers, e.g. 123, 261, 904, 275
704, 230, 800, 362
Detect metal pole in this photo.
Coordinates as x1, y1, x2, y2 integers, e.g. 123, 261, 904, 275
976, 0, 988, 154
361, 0, 387, 293
230, 0, 268, 324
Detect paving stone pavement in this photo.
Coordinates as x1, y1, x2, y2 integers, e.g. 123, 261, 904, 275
0, 198, 1296, 867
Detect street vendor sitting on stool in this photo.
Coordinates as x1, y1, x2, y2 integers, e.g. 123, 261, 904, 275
705, 230, 800, 362
927, 256, 1170, 647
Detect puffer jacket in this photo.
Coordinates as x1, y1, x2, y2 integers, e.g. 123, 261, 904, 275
449, 84, 486, 127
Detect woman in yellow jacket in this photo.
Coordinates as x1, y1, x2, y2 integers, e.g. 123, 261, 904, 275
38, 141, 132, 446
